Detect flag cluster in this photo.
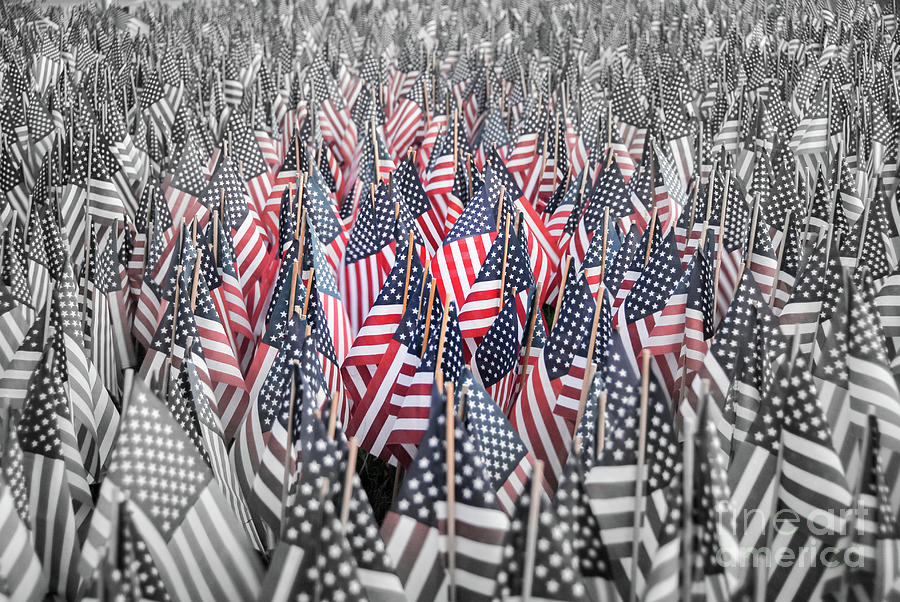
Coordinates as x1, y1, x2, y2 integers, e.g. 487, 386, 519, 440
2, 0, 900, 600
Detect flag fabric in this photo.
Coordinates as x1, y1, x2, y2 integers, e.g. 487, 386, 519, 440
17, 335, 88, 600
0, 426, 49, 602
381, 386, 509, 602
81, 377, 264, 601
585, 332, 681, 602
493, 467, 591, 601
462, 369, 536, 516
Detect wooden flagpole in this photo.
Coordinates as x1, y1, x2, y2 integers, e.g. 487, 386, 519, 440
496, 185, 507, 229
340, 437, 359, 527
327, 391, 340, 440
446, 381, 457, 602
401, 231, 415, 315
371, 117, 381, 184
498, 214, 512, 295
287, 260, 300, 316
552, 255, 573, 329
295, 176, 307, 240
681, 409, 696, 602
711, 169, 732, 320
280, 359, 299, 529
517, 282, 543, 404
419, 281, 438, 357
600, 207, 611, 280
457, 381, 470, 423
574, 286, 605, 429
629, 349, 652, 602
644, 142, 659, 268
302, 269, 315, 317
466, 153, 474, 200
768, 210, 792, 307
189, 245, 203, 311
434, 299, 452, 389
595, 390, 608, 460
522, 459, 545, 602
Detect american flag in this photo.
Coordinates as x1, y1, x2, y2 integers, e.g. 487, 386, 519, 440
18, 335, 88, 600
94, 499, 170, 601
342, 234, 425, 410
232, 311, 307, 544
485, 151, 560, 303
814, 285, 862, 473
167, 138, 212, 225
340, 181, 399, 332
805, 171, 834, 248
386, 298, 464, 463
89, 127, 139, 224
223, 113, 275, 228
344, 275, 428, 464
392, 156, 445, 256
837, 416, 900, 600
616, 230, 683, 370
691, 271, 788, 457
844, 277, 900, 455
458, 216, 532, 360
332, 446, 407, 601
304, 170, 350, 274
643, 406, 739, 601
85, 225, 134, 399
382, 388, 509, 602
212, 214, 256, 367
81, 377, 264, 601
0, 302, 45, 408
176, 347, 263, 550
645, 237, 715, 397
0, 282, 37, 380
50, 237, 120, 486
141, 70, 177, 135
384, 74, 427, 161
506, 104, 544, 174
198, 156, 269, 298
779, 236, 842, 355
555, 446, 616, 596
128, 180, 172, 298
509, 290, 572, 492
258, 363, 359, 600
473, 284, 531, 412
790, 96, 829, 177
610, 80, 648, 165
729, 353, 851, 600
431, 167, 506, 307
585, 331, 680, 602
105, 106, 148, 189
262, 492, 368, 602
0, 143, 30, 220
305, 220, 353, 424
312, 55, 359, 165
0, 425, 49, 602
132, 207, 175, 349
462, 368, 535, 515
547, 267, 601, 424
493, 464, 590, 600
24, 207, 50, 312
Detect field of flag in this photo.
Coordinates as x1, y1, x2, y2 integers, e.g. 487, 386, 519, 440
2, 0, 900, 599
